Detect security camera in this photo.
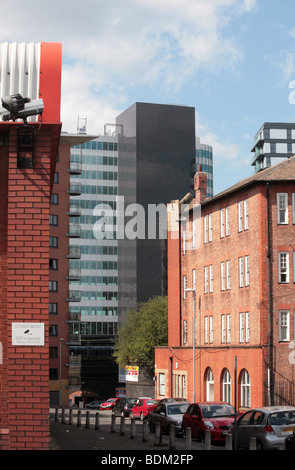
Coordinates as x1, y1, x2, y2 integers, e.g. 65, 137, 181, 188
0, 93, 44, 123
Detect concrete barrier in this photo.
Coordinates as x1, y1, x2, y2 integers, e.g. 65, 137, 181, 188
169, 425, 176, 450
130, 418, 136, 439
185, 427, 192, 450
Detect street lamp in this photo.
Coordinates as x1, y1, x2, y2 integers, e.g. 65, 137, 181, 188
59, 338, 64, 407
185, 288, 196, 402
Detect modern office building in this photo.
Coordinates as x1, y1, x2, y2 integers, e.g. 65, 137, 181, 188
116, 102, 196, 303
195, 137, 213, 197
251, 122, 295, 173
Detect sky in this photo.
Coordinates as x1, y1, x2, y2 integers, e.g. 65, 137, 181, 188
1, 0, 295, 195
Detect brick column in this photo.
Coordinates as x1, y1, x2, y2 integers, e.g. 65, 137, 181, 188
0, 125, 54, 449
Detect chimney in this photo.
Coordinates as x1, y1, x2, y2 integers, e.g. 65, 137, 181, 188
194, 164, 207, 204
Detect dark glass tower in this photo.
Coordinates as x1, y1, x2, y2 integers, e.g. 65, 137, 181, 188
116, 102, 196, 302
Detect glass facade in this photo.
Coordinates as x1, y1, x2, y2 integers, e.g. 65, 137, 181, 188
195, 138, 214, 197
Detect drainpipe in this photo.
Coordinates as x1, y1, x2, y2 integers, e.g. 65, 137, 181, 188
266, 182, 273, 405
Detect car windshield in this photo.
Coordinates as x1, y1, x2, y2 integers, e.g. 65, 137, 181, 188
146, 400, 158, 405
127, 399, 138, 405
269, 411, 295, 426
167, 404, 188, 415
201, 404, 235, 418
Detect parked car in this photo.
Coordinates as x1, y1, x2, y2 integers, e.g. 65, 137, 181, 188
227, 406, 295, 450
99, 398, 119, 410
85, 400, 104, 409
112, 398, 138, 417
148, 401, 189, 434
130, 398, 159, 420
182, 402, 237, 443
159, 398, 190, 404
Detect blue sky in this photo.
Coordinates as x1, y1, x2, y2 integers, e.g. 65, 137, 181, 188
1, 0, 295, 194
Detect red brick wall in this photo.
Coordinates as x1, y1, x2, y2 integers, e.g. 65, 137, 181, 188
0, 124, 56, 449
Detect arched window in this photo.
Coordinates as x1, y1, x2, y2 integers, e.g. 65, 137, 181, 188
206, 368, 214, 401
241, 369, 251, 408
222, 369, 231, 404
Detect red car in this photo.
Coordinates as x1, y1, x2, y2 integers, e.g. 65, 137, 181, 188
100, 398, 119, 410
182, 402, 237, 443
130, 398, 159, 420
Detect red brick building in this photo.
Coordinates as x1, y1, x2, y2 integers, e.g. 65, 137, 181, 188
0, 42, 62, 449
155, 156, 295, 411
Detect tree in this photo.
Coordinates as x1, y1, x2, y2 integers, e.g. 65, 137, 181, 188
113, 296, 168, 370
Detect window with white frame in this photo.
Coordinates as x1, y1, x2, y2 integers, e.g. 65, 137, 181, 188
278, 252, 289, 283
221, 315, 226, 343
238, 201, 243, 232
183, 275, 187, 299
159, 373, 166, 396
225, 206, 230, 236
244, 199, 249, 230
205, 316, 209, 344
239, 257, 244, 287
204, 266, 209, 294
209, 316, 213, 343
277, 193, 288, 224
226, 260, 231, 290
241, 370, 251, 408
279, 310, 290, 342
245, 255, 250, 286
208, 213, 212, 242
220, 208, 225, 238
222, 369, 231, 404
239, 312, 245, 343
221, 262, 225, 291
227, 314, 231, 343
209, 265, 213, 293
204, 215, 208, 244
245, 312, 250, 343
183, 320, 187, 344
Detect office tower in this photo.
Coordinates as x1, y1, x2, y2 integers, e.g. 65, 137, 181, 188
195, 137, 213, 197
116, 102, 196, 303
251, 122, 295, 173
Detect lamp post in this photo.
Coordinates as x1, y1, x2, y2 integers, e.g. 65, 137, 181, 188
185, 288, 196, 402
59, 338, 64, 407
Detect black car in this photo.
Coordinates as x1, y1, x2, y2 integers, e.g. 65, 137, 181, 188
112, 398, 138, 417
85, 400, 104, 409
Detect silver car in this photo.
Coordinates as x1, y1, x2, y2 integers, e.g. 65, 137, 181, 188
148, 402, 189, 435
228, 406, 295, 450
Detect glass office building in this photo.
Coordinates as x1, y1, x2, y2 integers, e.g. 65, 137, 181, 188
195, 137, 213, 197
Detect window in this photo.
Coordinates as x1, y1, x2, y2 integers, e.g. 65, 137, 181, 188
221, 314, 231, 343
49, 236, 58, 248
223, 369, 231, 404
225, 207, 230, 236
241, 370, 251, 408
49, 325, 58, 336
239, 257, 244, 287
244, 199, 249, 230
238, 201, 243, 232
159, 373, 165, 396
51, 193, 59, 205
278, 252, 289, 283
245, 312, 250, 343
245, 255, 250, 286
239, 312, 244, 343
277, 193, 288, 224
226, 260, 231, 290
183, 275, 187, 299
49, 258, 58, 270
49, 214, 58, 226
205, 317, 209, 344
206, 368, 214, 401
204, 215, 208, 244
221, 315, 226, 343
209, 316, 213, 343
209, 265, 213, 293
49, 303, 58, 314
208, 213, 212, 242
220, 208, 225, 238
240, 312, 250, 343
221, 262, 225, 291
279, 310, 290, 342
227, 314, 231, 343
49, 281, 58, 292
183, 320, 187, 344
204, 266, 209, 294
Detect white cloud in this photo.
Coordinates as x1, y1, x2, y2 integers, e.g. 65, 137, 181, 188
0, 0, 258, 132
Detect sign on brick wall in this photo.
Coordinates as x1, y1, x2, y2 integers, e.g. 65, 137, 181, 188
11, 323, 45, 346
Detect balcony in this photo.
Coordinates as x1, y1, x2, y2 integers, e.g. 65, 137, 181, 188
66, 268, 81, 281
68, 310, 81, 321
66, 223, 81, 238
67, 183, 82, 196
66, 246, 81, 259
67, 203, 81, 217
67, 161, 82, 175
66, 290, 81, 302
